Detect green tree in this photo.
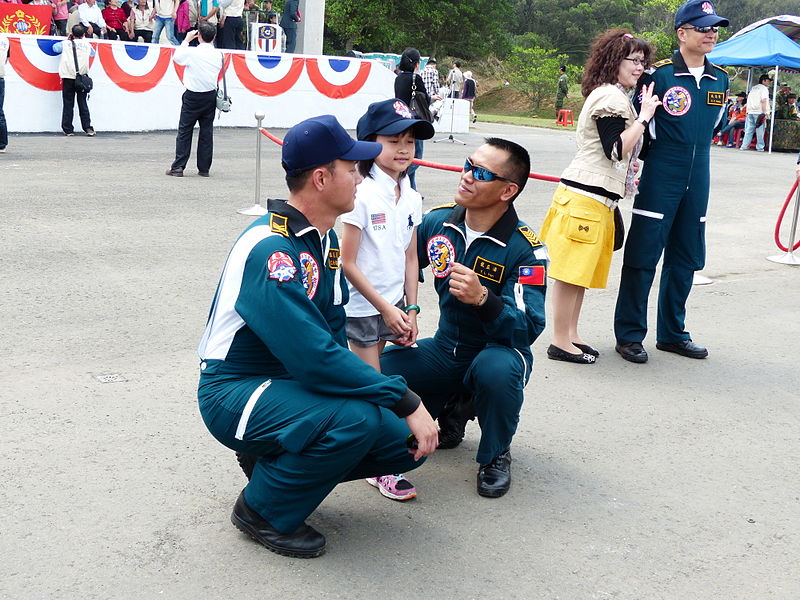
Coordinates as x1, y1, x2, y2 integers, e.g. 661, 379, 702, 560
504, 45, 571, 113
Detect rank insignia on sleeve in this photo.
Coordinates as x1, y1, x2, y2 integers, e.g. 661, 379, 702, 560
473, 256, 505, 283
518, 265, 545, 285
517, 226, 543, 247
707, 91, 725, 106
328, 248, 340, 269
267, 251, 297, 282
269, 213, 289, 237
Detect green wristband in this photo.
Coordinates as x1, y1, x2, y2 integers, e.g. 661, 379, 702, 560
402, 304, 421, 314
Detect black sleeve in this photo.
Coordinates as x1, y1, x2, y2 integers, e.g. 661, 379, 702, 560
416, 73, 430, 103
595, 116, 626, 161
394, 72, 410, 103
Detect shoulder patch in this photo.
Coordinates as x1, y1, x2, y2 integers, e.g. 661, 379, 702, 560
710, 61, 726, 73
424, 203, 457, 215
652, 58, 672, 68
517, 225, 543, 248
269, 213, 289, 237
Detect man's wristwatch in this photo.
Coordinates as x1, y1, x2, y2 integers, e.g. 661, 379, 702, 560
637, 117, 650, 128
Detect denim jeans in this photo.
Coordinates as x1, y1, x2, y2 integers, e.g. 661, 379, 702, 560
0, 77, 7, 150
740, 112, 766, 151
152, 16, 179, 45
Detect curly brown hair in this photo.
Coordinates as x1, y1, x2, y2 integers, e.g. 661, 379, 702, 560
581, 28, 653, 98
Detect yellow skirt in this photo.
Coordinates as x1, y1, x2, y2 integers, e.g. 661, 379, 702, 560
539, 185, 615, 289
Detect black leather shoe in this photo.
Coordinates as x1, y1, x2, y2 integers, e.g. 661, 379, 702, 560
198, 171, 210, 177
573, 343, 599, 357
547, 344, 596, 364
437, 392, 475, 449
477, 450, 511, 498
231, 491, 326, 558
165, 168, 184, 177
656, 339, 708, 359
615, 342, 648, 363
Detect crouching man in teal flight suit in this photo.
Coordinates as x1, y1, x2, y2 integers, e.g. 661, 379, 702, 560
197, 115, 438, 559
614, 0, 729, 364
381, 138, 548, 499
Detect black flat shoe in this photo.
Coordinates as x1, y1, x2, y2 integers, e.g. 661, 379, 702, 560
231, 491, 326, 558
547, 344, 596, 364
656, 339, 708, 359
615, 342, 648, 363
477, 450, 512, 498
573, 343, 599, 357
165, 168, 184, 177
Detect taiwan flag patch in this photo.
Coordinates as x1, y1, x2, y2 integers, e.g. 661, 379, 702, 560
519, 265, 545, 285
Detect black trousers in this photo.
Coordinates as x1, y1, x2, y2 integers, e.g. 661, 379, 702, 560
220, 15, 244, 49
106, 27, 131, 41
171, 89, 216, 172
61, 78, 92, 134
133, 29, 153, 43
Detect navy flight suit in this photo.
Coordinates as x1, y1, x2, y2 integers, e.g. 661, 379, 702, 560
615, 51, 728, 345
381, 204, 547, 465
197, 199, 422, 534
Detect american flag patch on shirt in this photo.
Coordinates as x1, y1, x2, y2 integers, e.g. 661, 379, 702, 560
371, 213, 387, 225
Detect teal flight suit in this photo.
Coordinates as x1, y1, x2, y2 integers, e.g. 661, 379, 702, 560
197, 199, 422, 534
615, 51, 728, 345
381, 204, 547, 464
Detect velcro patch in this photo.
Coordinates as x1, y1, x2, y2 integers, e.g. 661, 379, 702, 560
328, 248, 340, 269
518, 226, 543, 247
519, 265, 545, 285
473, 256, 505, 283
270, 213, 289, 237
707, 91, 725, 106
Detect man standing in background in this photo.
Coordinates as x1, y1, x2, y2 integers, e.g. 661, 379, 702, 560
219, 0, 244, 49
421, 57, 441, 99
555, 65, 568, 115
446, 61, 463, 98
279, 0, 298, 53
740, 73, 771, 152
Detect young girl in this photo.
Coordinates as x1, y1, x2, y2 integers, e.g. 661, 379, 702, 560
340, 98, 434, 501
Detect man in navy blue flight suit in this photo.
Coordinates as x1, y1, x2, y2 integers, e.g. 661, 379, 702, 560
614, 0, 729, 363
196, 115, 438, 558
381, 138, 548, 499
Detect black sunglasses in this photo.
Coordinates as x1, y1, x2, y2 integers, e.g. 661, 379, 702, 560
463, 158, 515, 183
681, 25, 720, 33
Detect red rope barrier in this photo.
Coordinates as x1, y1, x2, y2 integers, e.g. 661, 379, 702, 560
259, 128, 561, 183
774, 179, 800, 252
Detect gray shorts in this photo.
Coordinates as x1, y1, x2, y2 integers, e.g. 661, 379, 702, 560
346, 302, 404, 347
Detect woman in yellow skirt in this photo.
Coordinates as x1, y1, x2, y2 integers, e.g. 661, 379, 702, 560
539, 29, 661, 363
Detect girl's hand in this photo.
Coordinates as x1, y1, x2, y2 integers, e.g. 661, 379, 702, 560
381, 305, 412, 337
639, 81, 661, 121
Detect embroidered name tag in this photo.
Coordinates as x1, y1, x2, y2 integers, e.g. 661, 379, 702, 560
707, 91, 725, 106
328, 248, 340, 269
473, 256, 504, 283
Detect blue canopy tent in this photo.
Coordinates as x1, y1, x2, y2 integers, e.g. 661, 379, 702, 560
708, 21, 800, 152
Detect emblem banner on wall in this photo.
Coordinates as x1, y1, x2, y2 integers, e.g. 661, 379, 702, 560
0, 5, 52, 35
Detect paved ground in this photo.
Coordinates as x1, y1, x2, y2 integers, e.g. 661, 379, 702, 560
2, 122, 799, 599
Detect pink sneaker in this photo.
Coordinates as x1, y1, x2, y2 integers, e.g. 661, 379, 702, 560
365, 474, 417, 501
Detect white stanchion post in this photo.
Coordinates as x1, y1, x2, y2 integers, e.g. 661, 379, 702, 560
767, 186, 800, 265
238, 111, 269, 216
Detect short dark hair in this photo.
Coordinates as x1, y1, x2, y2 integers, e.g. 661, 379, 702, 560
484, 137, 530, 202
759, 73, 772, 84
454, 61, 461, 68
285, 162, 335, 192
398, 48, 421, 72
559, 65, 566, 72
582, 28, 652, 97
198, 20, 216, 42
788, 94, 797, 100
71, 23, 87, 38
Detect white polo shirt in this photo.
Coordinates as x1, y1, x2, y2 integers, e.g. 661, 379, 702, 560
341, 164, 422, 318
173, 40, 221, 92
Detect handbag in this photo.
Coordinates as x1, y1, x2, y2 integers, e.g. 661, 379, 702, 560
216, 53, 232, 112
408, 75, 432, 122
71, 40, 93, 94
613, 206, 625, 251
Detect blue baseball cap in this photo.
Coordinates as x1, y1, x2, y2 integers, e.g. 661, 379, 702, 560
356, 99, 435, 141
281, 115, 382, 176
674, 0, 728, 29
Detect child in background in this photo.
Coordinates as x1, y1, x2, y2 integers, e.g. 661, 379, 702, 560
340, 98, 435, 502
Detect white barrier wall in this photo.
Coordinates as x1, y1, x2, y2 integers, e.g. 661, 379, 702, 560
5, 34, 396, 132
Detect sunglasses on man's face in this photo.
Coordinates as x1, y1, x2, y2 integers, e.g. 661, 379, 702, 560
463, 158, 515, 183
682, 25, 719, 33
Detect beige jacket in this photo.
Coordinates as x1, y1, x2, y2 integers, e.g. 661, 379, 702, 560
58, 38, 92, 79
560, 83, 637, 198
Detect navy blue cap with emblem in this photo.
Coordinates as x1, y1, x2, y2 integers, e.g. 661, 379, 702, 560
281, 115, 382, 176
356, 98, 435, 141
674, 0, 728, 29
